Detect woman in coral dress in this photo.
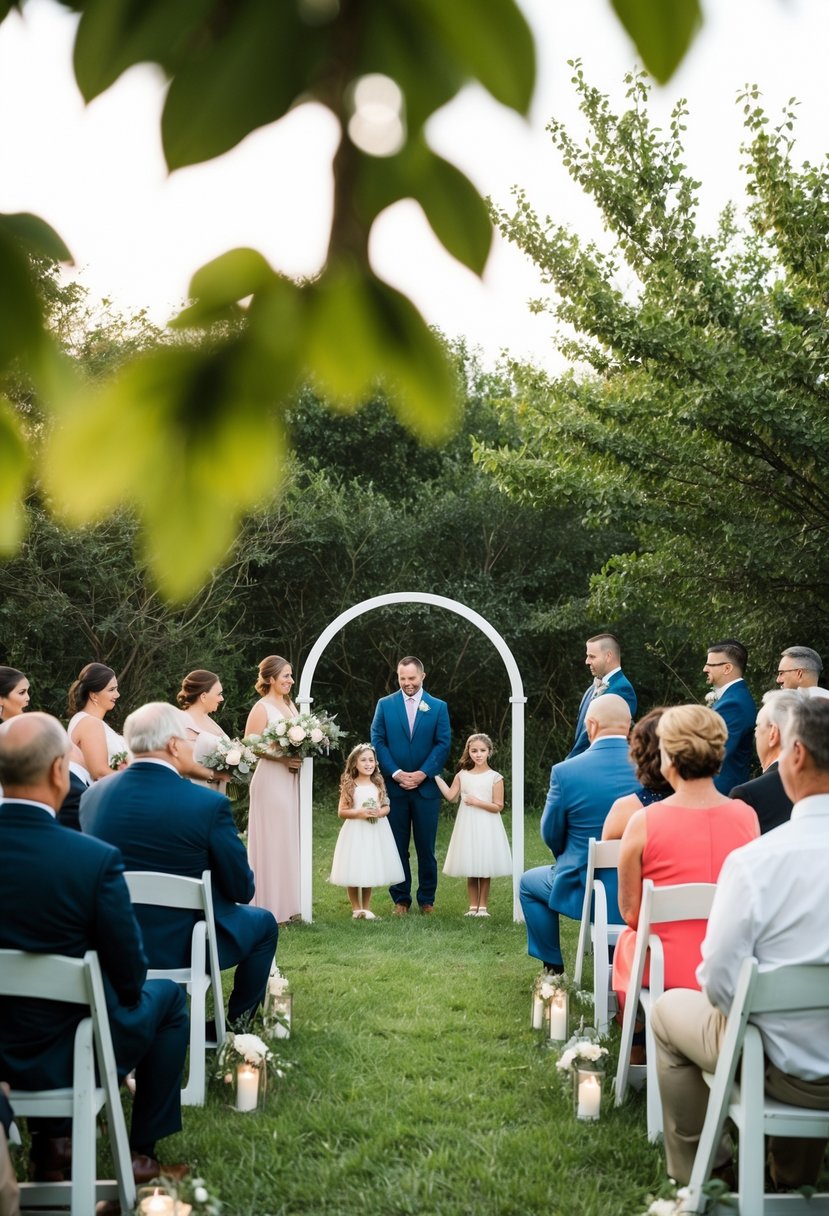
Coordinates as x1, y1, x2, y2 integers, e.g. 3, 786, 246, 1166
245, 655, 301, 924
612, 704, 760, 1016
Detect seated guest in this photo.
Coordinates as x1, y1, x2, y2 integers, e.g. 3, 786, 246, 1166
730, 689, 799, 834
520, 693, 638, 973
0, 713, 189, 1185
56, 743, 93, 832
776, 645, 829, 698
652, 697, 829, 1190
81, 702, 278, 1029
0, 1085, 19, 1216
603, 707, 672, 840
612, 705, 759, 1018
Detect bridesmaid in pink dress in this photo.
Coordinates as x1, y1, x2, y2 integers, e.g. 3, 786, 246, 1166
612, 704, 760, 1017
245, 655, 302, 924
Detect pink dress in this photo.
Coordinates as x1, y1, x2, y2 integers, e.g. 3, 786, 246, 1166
247, 700, 301, 923
612, 799, 759, 1012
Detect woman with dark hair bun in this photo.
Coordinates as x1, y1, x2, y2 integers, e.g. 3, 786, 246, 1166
245, 655, 302, 924
177, 669, 231, 788
602, 707, 672, 841
0, 668, 29, 721
66, 662, 126, 780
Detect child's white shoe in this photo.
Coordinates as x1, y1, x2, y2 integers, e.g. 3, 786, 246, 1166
476, 908, 490, 917
362, 909, 377, 920
352, 909, 365, 919
464, 907, 479, 917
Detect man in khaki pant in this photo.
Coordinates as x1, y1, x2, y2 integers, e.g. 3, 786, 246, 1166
651, 696, 829, 1189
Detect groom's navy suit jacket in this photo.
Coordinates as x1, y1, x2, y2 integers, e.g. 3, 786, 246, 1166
81, 761, 260, 970
568, 670, 637, 758
371, 690, 451, 803
542, 737, 639, 922
0, 799, 148, 1088
712, 679, 756, 794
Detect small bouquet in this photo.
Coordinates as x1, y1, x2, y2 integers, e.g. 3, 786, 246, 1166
201, 737, 258, 800
252, 710, 345, 761
555, 1032, 609, 1077
216, 1028, 291, 1113
109, 750, 128, 771
263, 965, 292, 1038
362, 796, 379, 826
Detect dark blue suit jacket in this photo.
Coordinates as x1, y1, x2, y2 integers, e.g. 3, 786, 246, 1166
568, 670, 637, 758
541, 737, 639, 921
0, 800, 147, 1089
712, 680, 757, 793
81, 762, 257, 970
371, 690, 451, 803
730, 761, 792, 834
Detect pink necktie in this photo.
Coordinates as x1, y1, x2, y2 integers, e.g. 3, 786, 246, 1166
406, 697, 417, 735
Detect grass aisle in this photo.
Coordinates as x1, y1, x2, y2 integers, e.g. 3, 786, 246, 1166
170, 807, 666, 1215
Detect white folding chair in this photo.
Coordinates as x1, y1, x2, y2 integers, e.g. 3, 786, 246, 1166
573, 838, 625, 1033
124, 869, 225, 1106
0, 948, 135, 1216
682, 957, 829, 1215
614, 878, 717, 1141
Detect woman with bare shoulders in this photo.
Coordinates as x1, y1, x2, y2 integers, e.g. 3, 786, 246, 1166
177, 669, 232, 789
602, 708, 672, 841
66, 663, 126, 781
245, 655, 302, 924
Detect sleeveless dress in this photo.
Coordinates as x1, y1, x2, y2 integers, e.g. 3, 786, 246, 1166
66, 711, 126, 769
329, 784, 405, 888
611, 798, 760, 1012
247, 700, 301, 923
186, 719, 231, 789
443, 769, 512, 878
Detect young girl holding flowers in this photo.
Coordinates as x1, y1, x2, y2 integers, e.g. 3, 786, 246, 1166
329, 743, 404, 919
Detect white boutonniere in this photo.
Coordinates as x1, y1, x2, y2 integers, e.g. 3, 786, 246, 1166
704, 689, 721, 704
417, 701, 430, 713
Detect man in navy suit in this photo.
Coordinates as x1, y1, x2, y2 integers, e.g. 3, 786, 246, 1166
568, 633, 637, 758
81, 702, 277, 1029
730, 689, 797, 833
0, 713, 189, 1185
520, 694, 638, 972
371, 656, 451, 914
703, 638, 757, 793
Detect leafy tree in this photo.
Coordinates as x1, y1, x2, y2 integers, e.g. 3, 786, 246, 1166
0, 0, 703, 597
478, 66, 829, 679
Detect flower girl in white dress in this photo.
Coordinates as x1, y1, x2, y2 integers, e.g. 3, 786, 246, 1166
329, 743, 404, 919
437, 733, 511, 917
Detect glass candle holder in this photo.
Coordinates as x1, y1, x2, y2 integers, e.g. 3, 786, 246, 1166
265, 990, 293, 1039
136, 1185, 192, 1215
574, 1066, 603, 1122
531, 984, 545, 1030
548, 989, 569, 1042
234, 1061, 267, 1112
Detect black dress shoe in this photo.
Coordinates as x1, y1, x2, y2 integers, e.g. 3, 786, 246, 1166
30, 1135, 72, 1181
131, 1154, 190, 1184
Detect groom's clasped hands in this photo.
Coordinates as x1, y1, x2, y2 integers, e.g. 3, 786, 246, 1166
394, 769, 427, 791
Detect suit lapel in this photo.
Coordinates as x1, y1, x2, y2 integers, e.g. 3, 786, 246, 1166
410, 692, 430, 739
395, 691, 410, 739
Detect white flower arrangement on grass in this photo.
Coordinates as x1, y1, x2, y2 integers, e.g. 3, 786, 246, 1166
252, 710, 346, 760
215, 1026, 293, 1084
555, 1024, 610, 1079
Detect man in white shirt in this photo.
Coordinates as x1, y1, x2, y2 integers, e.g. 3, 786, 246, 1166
651, 696, 829, 1189
777, 645, 829, 699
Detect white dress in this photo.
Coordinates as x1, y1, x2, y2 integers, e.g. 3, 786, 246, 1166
66, 711, 126, 766
443, 769, 512, 878
329, 784, 405, 888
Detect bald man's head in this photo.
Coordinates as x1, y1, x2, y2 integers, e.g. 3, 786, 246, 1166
0, 711, 70, 802
584, 692, 632, 739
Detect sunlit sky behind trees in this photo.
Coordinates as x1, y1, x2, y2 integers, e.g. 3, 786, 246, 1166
1, 0, 828, 370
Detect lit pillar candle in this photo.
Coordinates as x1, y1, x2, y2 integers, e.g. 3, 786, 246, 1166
139, 1189, 175, 1215
236, 1063, 260, 1112
549, 992, 567, 1041
577, 1072, 601, 1120
531, 991, 545, 1029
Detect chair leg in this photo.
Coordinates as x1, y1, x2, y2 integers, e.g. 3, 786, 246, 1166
644, 1006, 663, 1143
71, 1020, 96, 1216
181, 978, 207, 1106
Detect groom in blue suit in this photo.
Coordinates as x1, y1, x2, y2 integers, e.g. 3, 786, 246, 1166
568, 632, 637, 758
520, 694, 638, 971
81, 702, 278, 1028
0, 713, 189, 1183
371, 656, 451, 913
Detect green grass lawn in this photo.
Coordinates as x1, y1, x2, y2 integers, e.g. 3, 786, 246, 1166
159, 804, 669, 1216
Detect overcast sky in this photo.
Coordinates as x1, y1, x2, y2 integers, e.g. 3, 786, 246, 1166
1, 0, 827, 370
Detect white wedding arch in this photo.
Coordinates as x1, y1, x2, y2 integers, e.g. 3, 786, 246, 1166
295, 591, 527, 922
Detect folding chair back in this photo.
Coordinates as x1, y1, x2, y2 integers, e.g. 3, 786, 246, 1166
0, 948, 135, 1216
683, 957, 829, 1215
614, 879, 717, 1140
124, 869, 225, 1105
573, 838, 625, 1032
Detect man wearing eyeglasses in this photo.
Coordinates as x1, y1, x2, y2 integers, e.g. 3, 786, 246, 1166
703, 639, 756, 792
776, 646, 829, 699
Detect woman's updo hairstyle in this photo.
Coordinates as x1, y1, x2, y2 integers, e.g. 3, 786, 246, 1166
67, 663, 116, 715
656, 704, 727, 781
0, 667, 25, 699
177, 670, 220, 708
255, 655, 291, 700
629, 707, 672, 794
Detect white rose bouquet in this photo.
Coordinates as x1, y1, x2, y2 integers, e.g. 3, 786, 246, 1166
201, 737, 258, 799
252, 710, 345, 760
555, 1025, 609, 1081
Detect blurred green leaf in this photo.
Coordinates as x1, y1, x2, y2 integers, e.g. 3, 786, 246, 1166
417, 0, 535, 115
0, 396, 29, 551
611, 0, 702, 84
73, 0, 212, 100
405, 148, 492, 274
306, 263, 385, 405
0, 213, 73, 263
161, 0, 314, 169
0, 230, 44, 369
172, 248, 277, 327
